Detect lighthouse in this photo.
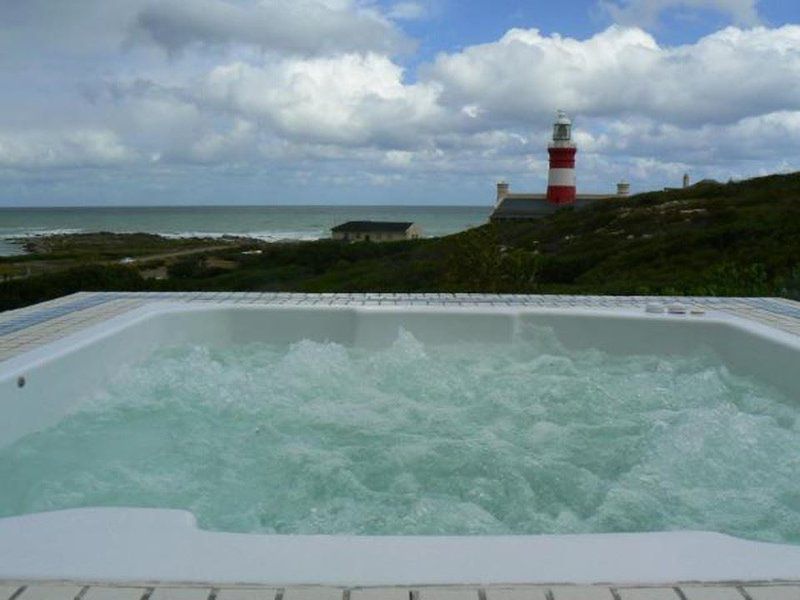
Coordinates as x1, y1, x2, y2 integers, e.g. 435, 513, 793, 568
547, 110, 577, 205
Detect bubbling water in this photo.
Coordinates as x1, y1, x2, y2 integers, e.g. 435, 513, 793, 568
1, 326, 799, 541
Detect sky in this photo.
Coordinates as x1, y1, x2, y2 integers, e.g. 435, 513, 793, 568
0, 0, 799, 206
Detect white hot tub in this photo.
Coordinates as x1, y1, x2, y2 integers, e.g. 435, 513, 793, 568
1, 302, 799, 585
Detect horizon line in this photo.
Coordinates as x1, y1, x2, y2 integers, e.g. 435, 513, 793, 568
0, 203, 494, 210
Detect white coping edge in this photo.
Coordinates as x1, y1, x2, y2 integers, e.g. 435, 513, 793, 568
2, 508, 800, 585
3, 301, 800, 381
2, 303, 800, 585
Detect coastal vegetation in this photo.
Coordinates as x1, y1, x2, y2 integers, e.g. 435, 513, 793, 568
2, 172, 799, 311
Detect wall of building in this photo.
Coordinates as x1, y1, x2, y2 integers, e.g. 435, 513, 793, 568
332, 227, 420, 242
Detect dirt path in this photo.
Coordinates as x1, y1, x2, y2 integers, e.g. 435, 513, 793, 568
114, 244, 235, 264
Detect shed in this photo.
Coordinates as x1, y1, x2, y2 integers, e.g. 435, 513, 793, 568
331, 221, 421, 242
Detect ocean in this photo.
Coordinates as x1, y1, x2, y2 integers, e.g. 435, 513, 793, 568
0, 205, 491, 256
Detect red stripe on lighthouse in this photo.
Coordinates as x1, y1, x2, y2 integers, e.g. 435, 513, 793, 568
546, 186, 576, 204
548, 147, 576, 168
547, 147, 577, 204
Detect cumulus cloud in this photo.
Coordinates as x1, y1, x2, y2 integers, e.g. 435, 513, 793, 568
128, 0, 410, 56
178, 119, 259, 164
600, 0, 760, 27
0, 1, 136, 57
588, 111, 800, 163
15, 21, 800, 189
0, 0, 413, 62
388, 2, 429, 21
126, 22, 800, 154
426, 25, 800, 127
0, 130, 135, 169
198, 53, 446, 147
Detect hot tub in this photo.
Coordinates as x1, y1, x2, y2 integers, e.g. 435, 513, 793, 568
1, 301, 799, 585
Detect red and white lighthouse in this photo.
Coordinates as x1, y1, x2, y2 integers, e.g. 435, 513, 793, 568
547, 110, 577, 205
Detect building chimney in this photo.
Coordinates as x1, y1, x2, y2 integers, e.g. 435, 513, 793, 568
496, 181, 510, 204
683, 173, 690, 188
617, 181, 630, 197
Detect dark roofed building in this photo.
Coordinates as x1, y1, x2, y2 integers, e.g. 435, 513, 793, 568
491, 195, 613, 221
331, 221, 421, 243
490, 194, 551, 220
490, 183, 629, 221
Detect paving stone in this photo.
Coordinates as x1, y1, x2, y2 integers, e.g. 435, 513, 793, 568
743, 587, 800, 600
282, 590, 344, 600
215, 590, 278, 600
617, 590, 678, 600
679, 587, 743, 600
149, 589, 211, 600
0, 586, 23, 600
350, 589, 409, 600
83, 588, 148, 600
485, 587, 549, 600
418, 590, 479, 600
18, 586, 84, 600
550, 587, 614, 600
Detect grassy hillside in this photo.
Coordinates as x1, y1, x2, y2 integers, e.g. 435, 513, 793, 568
2, 171, 799, 311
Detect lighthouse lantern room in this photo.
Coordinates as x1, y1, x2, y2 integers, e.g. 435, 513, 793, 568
547, 110, 577, 205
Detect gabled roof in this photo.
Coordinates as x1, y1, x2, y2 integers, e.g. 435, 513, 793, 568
331, 221, 414, 233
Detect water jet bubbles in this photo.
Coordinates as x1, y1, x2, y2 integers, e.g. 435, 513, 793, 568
1, 328, 798, 542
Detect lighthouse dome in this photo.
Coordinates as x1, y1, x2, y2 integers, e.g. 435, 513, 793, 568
552, 110, 573, 142
555, 110, 571, 125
